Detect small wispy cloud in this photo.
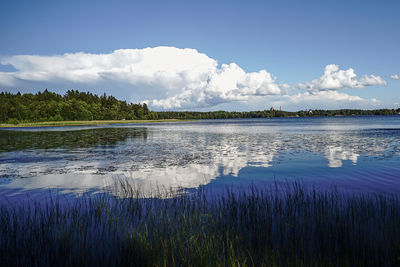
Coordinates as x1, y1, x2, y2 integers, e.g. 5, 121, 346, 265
391, 74, 399, 80
270, 90, 380, 110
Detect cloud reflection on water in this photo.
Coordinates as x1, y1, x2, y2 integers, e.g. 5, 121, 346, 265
0, 117, 400, 197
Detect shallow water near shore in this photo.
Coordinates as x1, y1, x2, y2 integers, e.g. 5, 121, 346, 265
0, 116, 400, 201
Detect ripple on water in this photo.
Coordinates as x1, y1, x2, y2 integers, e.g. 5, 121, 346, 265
0, 116, 399, 198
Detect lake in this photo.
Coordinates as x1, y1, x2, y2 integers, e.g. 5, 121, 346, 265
1, 116, 400, 200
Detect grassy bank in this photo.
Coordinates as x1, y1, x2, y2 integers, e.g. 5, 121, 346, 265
1, 183, 400, 266
0, 119, 189, 128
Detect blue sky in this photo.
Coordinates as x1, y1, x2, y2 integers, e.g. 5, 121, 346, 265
0, 0, 399, 111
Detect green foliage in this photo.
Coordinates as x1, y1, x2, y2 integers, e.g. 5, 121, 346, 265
0, 90, 151, 122
6, 118, 19, 125
157, 108, 399, 120
1, 90, 398, 123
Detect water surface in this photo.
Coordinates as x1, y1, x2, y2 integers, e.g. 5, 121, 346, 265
1, 116, 399, 200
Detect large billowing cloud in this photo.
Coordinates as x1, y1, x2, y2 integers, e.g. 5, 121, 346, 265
0, 47, 283, 108
0, 47, 387, 109
297, 64, 386, 91
0, 47, 217, 90
149, 63, 282, 108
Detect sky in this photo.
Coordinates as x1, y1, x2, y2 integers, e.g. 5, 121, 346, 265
0, 0, 399, 111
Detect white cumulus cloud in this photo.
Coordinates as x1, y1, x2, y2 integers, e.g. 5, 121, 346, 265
0, 47, 388, 109
0, 46, 284, 109
149, 62, 283, 109
0, 47, 218, 90
391, 74, 399, 80
297, 64, 387, 91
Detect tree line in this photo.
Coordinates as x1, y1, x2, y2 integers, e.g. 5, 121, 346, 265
0, 90, 157, 123
0, 90, 399, 123
156, 108, 399, 120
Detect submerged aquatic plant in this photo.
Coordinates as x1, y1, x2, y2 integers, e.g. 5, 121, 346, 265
0, 181, 400, 266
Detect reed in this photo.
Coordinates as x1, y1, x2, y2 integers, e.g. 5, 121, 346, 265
1, 181, 399, 266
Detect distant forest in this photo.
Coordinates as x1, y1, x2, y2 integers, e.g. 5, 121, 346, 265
0, 90, 157, 123
156, 108, 399, 120
0, 90, 399, 123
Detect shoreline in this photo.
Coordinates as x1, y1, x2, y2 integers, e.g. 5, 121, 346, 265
1, 114, 399, 128
0, 119, 190, 128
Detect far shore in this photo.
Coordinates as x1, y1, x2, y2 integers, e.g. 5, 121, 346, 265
0, 119, 191, 128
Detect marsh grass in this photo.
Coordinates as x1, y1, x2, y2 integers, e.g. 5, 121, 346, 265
1, 181, 400, 266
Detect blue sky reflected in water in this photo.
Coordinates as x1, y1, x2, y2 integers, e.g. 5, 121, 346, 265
0, 116, 400, 200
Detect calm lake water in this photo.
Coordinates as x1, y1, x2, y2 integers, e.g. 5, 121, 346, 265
1, 116, 400, 200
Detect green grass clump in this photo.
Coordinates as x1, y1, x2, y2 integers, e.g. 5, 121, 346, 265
1, 182, 400, 266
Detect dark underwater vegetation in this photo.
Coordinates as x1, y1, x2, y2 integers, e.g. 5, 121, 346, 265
1, 181, 400, 267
